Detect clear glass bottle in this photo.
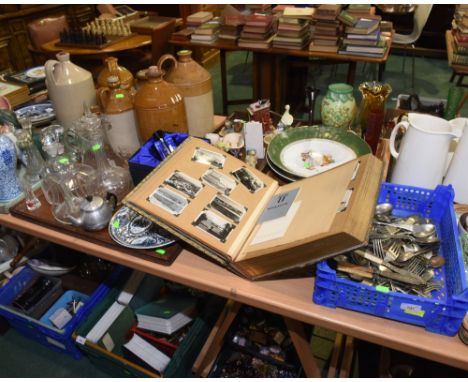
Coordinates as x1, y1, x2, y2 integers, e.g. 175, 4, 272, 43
15, 128, 44, 183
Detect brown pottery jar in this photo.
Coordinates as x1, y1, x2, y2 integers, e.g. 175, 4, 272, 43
158, 50, 214, 137
133, 66, 188, 142
97, 56, 134, 89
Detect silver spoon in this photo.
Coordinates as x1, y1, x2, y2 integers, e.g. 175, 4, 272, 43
375, 203, 393, 216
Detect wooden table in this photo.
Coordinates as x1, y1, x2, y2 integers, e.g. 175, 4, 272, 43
169, 38, 392, 114
0, 212, 467, 372
41, 34, 152, 59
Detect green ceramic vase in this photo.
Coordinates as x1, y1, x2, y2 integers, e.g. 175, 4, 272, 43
321, 83, 356, 129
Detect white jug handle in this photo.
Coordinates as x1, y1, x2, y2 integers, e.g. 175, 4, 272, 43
389, 121, 409, 159
44, 59, 59, 85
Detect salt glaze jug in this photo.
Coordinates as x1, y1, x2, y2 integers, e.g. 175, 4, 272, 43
45, 52, 96, 129
390, 113, 460, 189
98, 76, 140, 159
158, 50, 214, 137
133, 66, 188, 142
97, 56, 134, 89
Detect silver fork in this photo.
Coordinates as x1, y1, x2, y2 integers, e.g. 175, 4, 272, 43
385, 241, 401, 262
372, 239, 385, 259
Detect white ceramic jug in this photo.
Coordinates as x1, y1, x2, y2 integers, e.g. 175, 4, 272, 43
390, 113, 459, 189
45, 52, 96, 129
444, 118, 468, 203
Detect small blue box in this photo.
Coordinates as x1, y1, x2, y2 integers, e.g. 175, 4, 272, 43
128, 132, 189, 186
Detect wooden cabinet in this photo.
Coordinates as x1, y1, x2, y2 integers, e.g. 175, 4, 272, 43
0, 5, 97, 72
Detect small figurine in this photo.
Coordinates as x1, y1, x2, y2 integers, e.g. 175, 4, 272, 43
278, 104, 293, 130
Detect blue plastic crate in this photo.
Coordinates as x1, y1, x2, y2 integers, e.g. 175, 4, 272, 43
0, 265, 124, 358
313, 183, 468, 336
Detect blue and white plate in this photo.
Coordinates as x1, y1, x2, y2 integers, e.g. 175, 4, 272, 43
109, 206, 176, 249
15, 102, 55, 126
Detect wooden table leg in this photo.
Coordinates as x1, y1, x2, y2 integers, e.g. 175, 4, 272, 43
220, 49, 228, 115
283, 316, 321, 378
327, 333, 344, 378
192, 299, 242, 377
347, 61, 357, 85
378, 62, 386, 82
339, 336, 355, 378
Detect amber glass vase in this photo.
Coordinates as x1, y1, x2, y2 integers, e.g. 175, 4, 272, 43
358, 81, 392, 138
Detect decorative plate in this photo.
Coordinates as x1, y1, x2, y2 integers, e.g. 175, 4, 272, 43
28, 259, 76, 276
109, 206, 176, 249
15, 103, 55, 126
267, 126, 371, 178
26, 66, 46, 79
266, 154, 300, 183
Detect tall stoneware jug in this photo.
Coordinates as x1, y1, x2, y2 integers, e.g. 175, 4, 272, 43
158, 50, 214, 137
133, 66, 188, 142
97, 56, 134, 89
45, 52, 96, 129
98, 76, 141, 159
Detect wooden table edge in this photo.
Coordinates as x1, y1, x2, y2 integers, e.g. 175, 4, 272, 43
0, 213, 467, 371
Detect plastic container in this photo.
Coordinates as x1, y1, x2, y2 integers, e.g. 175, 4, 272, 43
0, 265, 122, 358
74, 289, 224, 377
313, 183, 468, 336
40, 290, 90, 327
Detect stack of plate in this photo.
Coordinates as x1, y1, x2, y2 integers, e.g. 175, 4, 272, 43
266, 126, 371, 182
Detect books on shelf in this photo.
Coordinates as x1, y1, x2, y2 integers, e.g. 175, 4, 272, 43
314, 4, 341, 21
186, 11, 213, 27
117, 270, 146, 306
171, 28, 194, 42
135, 295, 196, 335
345, 17, 380, 35
337, 10, 358, 27
123, 334, 171, 374
0, 81, 30, 108
191, 33, 218, 44
282, 6, 316, 20
309, 41, 339, 53
347, 4, 373, 17
344, 37, 387, 55
238, 35, 275, 49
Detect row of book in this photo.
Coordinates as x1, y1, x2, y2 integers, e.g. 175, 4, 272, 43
451, 5, 468, 66
171, 6, 390, 58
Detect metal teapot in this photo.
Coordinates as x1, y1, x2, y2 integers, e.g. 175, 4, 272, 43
68, 193, 117, 231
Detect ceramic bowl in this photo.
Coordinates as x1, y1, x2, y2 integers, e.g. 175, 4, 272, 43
267, 126, 371, 178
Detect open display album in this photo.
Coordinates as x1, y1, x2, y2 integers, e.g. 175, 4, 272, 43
123, 137, 383, 280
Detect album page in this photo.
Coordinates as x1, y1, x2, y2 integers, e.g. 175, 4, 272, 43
124, 138, 278, 261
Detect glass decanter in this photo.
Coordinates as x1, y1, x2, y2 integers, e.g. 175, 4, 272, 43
14, 128, 44, 183
72, 105, 132, 202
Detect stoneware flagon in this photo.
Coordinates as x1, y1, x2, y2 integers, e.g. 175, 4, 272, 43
133, 66, 188, 142
45, 52, 96, 129
98, 75, 140, 159
158, 50, 214, 137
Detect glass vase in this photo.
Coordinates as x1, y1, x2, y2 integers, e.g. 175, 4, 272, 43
358, 81, 392, 138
